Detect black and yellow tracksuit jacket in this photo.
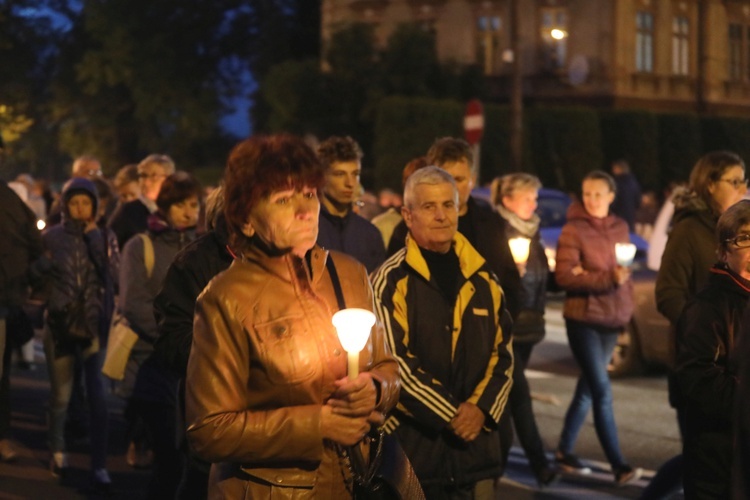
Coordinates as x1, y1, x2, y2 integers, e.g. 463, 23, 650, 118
371, 232, 514, 488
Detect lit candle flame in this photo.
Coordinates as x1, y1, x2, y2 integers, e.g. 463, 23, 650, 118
332, 308, 375, 379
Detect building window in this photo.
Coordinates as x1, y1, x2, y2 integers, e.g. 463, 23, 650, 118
539, 7, 568, 71
671, 16, 689, 75
477, 15, 502, 75
636, 11, 654, 73
729, 23, 747, 81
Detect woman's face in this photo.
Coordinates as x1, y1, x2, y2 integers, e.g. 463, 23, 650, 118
708, 165, 747, 214
168, 195, 200, 230
582, 178, 615, 219
117, 181, 141, 204
502, 187, 539, 221
723, 222, 750, 280
67, 193, 94, 222
243, 186, 320, 257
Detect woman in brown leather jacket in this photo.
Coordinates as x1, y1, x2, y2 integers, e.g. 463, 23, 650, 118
185, 134, 400, 499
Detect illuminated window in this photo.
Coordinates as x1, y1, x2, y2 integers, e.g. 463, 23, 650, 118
539, 7, 568, 71
636, 11, 654, 73
672, 16, 689, 75
477, 15, 502, 75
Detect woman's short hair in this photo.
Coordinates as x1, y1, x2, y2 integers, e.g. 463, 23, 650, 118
156, 171, 203, 214
582, 170, 617, 194
223, 134, 325, 248
401, 156, 429, 189
717, 199, 750, 256
689, 151, 745, 213
138, 154, 176, 176
490, 173, 542, 206
403, 166, 457, 209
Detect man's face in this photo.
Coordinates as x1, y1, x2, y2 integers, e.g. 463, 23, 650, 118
243, 186, 320, 258
138, 164, 168, 202
73, 160, 102, 180
439, 159, 475, 214
323, 161, 360, 206
402, 182, 459, 254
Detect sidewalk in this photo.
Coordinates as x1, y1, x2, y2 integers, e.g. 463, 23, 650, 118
0, 341, 150, 499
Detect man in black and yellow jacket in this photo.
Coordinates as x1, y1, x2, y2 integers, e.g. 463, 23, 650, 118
371, 166, 514, 499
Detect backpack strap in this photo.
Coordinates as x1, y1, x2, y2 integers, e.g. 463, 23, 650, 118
138, 233, 155, 279
325, 253, 346, 310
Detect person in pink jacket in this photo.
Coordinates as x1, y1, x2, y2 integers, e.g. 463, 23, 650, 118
553, 170, 641, 486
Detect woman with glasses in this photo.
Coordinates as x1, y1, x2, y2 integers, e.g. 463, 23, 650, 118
674, 199, 750, 498
646, 151, 746, 499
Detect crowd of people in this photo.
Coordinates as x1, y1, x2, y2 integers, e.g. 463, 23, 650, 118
1, 134, 750, 499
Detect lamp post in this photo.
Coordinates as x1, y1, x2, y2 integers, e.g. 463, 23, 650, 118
332, 308, 376, 379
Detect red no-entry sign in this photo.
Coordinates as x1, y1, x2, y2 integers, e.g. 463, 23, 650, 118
464, 99, 484, 145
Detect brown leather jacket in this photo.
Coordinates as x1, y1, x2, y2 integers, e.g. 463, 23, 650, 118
186, 245, 400, 499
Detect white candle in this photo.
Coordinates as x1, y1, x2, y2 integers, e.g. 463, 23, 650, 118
332, 308, 376, 379
509, 237, 531, 265
615, 242, 637, 267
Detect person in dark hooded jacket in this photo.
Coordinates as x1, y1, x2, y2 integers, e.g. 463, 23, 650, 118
35, 177, 119, 492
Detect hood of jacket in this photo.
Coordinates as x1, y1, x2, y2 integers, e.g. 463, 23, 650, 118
671, 186, 717, 231
565, 200, 619, 229
61, 177, 99, 223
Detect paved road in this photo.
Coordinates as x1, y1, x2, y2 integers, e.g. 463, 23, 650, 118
0, 310, 682, 499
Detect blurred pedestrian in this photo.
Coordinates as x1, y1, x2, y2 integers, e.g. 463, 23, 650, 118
34, 178, 118, 492
119, 172, 202, 499
610, 159, 641, 231
113, 164, 141, 205
315, 136, 385, 272
108, 154, 175, 248
372, 166, 513, 498
185, 134, 399, 498
0, 181, 43, 462
372, 157, 427, 249
554, 170, 641, 485
675, 199, 750, 498
153, 186, 231, 500
647, 151, 747, 499
491, 173, 558, 488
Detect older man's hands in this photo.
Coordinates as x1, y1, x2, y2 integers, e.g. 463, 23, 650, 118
450, 402, 486, 442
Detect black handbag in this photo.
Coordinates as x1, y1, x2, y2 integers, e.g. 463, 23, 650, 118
47, 294, 94, 343
325, 257, 425, 500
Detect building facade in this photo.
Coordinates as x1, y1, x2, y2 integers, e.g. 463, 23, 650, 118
322, 0, 750, 115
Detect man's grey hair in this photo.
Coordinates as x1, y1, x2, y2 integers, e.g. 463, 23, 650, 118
138, 154, 176, 176
403, 165, 458, 209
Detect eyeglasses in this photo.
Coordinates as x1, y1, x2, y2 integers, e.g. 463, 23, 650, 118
725, 233, 750, 248
718, 178, 749, 189
87, 169, 103, 177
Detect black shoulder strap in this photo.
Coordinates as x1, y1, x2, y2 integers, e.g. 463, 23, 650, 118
325, 254, 346, 310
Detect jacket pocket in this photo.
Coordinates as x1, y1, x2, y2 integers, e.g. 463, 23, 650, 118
251, 315, 316, 384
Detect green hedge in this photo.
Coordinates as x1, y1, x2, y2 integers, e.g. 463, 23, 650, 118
372, 96, 750, 193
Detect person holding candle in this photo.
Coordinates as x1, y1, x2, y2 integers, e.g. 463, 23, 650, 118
553, 170, 641, 485
490, 173, 558, 487
185, 134, 399, 499
372, 166, 514, 499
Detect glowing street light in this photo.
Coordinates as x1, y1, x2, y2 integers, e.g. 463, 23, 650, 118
550, 28, 567, 40
332, 308, 375, 379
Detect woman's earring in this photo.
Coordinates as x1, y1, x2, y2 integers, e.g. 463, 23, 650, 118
241, 222, 255, 238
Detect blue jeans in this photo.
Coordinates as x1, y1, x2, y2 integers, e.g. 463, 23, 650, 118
558, 320, 626, 468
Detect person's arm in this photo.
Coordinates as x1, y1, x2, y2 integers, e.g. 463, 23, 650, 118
675, 299, 736, 423
655, 223, 696, 324
555, 223, 618, 292
119, 236, 157, 341
371, 264, 459, 432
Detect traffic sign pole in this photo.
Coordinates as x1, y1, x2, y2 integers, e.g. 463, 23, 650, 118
464, 99, 484, 181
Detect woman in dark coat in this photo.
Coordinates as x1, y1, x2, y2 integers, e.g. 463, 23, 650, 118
676, 199, 750, 499
491, 173, 557, 487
